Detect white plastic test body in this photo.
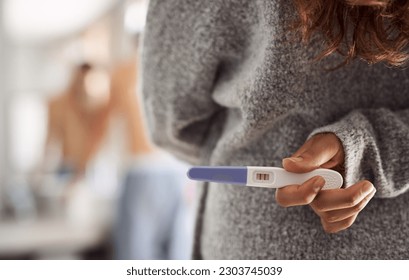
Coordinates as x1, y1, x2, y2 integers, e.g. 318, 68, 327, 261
187, 166, 343, 190
246, 166, 343, 190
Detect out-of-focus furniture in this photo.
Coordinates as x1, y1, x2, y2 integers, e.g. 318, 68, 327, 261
0, 218, 108, 259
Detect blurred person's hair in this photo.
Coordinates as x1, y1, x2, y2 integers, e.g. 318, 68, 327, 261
79, 63, 92, 72
292, 0, 409, 66
68, 62, 92, 95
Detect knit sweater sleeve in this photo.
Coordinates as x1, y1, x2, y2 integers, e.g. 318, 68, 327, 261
141, 0, 223, 164
309, 108, 409, 198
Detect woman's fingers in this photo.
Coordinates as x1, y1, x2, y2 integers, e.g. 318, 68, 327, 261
312, 189, 376, 223
310, 180, 375, 212
309, 180, 377, 233
278, 133, 375, 234
282, 133, 345, 173
320, 214, 359, 234
275, 176, 325, 207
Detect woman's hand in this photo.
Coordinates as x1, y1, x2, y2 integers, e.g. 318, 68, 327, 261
275, 133, 376, 233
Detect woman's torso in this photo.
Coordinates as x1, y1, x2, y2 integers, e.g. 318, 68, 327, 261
198, 0, 409, 259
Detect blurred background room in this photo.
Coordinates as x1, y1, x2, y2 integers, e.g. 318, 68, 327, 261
0, 0, 195, 260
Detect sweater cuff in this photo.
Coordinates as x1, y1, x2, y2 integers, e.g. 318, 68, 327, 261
308, 112, 371, 188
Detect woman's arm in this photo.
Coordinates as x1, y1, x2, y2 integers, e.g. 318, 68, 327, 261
141, 0, 224, 164
309, 107, 409, 198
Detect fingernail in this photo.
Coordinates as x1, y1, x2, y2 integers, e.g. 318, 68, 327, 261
285, 157, 303, 162
315, 176, 325, 185
313, 176, 325, 190
363, 182, 374, 193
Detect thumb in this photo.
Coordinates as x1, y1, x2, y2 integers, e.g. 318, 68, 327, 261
282, 134, 342, 173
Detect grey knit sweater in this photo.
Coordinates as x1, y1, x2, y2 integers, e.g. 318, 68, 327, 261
141, 0, 409, 259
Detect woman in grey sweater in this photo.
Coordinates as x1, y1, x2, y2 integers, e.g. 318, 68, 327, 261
141, 0, 409, 259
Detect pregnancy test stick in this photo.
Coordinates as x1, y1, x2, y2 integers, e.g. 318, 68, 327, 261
187, 166, 343, 190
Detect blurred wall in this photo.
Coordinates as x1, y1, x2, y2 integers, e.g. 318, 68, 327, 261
0, 2, 10, 213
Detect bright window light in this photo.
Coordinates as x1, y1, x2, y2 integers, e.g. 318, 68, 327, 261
3, 0, 118, 43
124, 0, 148, 34
9, 94, 47, 172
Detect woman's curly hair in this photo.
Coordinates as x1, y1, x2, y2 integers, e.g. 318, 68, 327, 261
293, 0, 409, 66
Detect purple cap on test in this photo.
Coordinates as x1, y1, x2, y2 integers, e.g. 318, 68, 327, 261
187, 166, 248, 185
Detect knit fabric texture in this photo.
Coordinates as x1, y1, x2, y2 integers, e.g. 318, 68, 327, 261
141, 0, 409, 259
